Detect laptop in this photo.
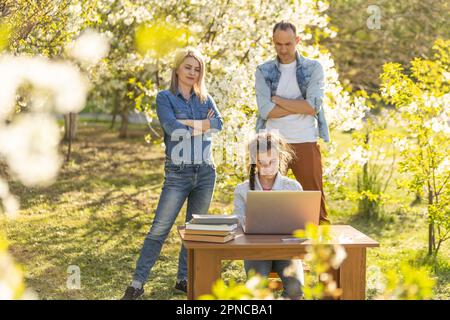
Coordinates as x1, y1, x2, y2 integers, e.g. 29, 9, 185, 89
243, 190, 321, 234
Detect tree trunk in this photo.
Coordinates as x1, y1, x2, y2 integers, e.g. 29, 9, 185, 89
155, 60, 160, 88
434, 238, 442, 259
110, 93, 119, 129
410, 192, 422, 206
428, 189, 435, 256
119, 106, 129, 139
64, 113, 77, 162
428, 222, 435, 256
64, 113, 78, 141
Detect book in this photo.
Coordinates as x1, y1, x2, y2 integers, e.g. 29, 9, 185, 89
184, 229, 235, 236
183, 233, 236, 243
190, 214, 239, 225
185, 222, 238, 232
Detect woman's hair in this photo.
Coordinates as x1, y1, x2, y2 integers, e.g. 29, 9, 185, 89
247, 131, 295, 190
169, 47, 208, 103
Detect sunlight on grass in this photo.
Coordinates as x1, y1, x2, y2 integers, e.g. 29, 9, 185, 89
1, 123, 448, 299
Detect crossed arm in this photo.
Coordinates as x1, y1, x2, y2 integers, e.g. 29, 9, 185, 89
255, 63, 324, 120
156, 93, 223, 138
268, 96, 315, 118
178, 109, 215, 136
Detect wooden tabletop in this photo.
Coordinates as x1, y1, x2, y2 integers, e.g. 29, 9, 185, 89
178, 225, 379, 249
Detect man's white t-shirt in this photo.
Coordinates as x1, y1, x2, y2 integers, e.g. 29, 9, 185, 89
265, 60, 318, 143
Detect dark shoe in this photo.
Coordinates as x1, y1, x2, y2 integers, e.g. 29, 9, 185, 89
174, 280, 187, 293
121, 286, 144, 300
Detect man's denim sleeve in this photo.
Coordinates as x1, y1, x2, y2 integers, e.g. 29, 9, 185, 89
255, 68, 276, 120
207, 95, 223, 132
306, 62, 325, 114
156, 92, 192, 137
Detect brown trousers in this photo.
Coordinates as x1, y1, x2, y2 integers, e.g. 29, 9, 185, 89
288, 142, 329, 224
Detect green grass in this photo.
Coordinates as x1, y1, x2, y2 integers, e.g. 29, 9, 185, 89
0, 122, 448, 299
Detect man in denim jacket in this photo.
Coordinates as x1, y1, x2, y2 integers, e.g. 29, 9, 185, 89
255, 21, 330, 223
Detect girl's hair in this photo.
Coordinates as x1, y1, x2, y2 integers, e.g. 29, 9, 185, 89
247, 131, 295, 190
169, 47, 208, 103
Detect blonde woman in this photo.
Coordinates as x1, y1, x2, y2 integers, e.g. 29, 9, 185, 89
122, 48, 223, 300
234, 132, 304, 299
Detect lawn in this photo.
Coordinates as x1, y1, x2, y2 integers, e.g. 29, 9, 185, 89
0, 122, 448, 300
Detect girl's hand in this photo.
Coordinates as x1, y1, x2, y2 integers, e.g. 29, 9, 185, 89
207, 108, 215, 119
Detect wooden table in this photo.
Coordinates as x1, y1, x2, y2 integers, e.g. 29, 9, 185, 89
178, 225, 379, 300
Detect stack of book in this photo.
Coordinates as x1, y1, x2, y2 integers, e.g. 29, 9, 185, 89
184, 214, 239, 243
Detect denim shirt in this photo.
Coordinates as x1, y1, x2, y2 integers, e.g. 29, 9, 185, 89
255, 52, 330, 143
156, 89, 223, 164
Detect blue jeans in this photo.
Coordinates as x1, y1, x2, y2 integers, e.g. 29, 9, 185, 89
133, 162, 216, 284
244, 260, 304, 298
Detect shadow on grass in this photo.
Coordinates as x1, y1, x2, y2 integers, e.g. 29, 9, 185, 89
8, 123, 165, 212
409, 250, 450, 291
4, 123, 186, 299
343, 212, 394, 239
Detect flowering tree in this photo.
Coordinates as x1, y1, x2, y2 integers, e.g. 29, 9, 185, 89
341, 94, 399, 220
0, 0, 445, 300
127, 0, 370, 198
13, 0, 369, 177
1, 0, 100, 141
0, 20, 108, 299
192, 0, 369, 193
380, 39, 450, 257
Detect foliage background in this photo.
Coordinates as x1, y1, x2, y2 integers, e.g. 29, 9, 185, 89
0, 0, 448, 299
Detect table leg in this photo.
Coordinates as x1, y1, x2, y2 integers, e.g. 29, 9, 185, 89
191, 249, 221, 300
339, 247, 366, 300
187, 249, 194, 300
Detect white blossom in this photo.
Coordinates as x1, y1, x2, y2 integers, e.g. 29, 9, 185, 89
67, 29, 110, 66
0, 55, 89, 115
0, 114, 62, 187
348, 145, 370, 166
0, 179, 19, 219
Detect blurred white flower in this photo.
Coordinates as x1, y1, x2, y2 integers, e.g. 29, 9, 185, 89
50, 62, 90, 113
317, 1, 330, 12
348, 145, 370, 166
1, 196, 19, 219
0, 114, 62, 187
330, 245, 347, 269
0, 179, 19, 218
430, 118, 445, 133
67, 29, 110, 66
245, 275, 263, 290
393, 137, 408, 152
443, 71, 450, 82
436, 158, 449, 176
282, 259, 305, 284
0, 55, 89, 114
124, 17, 134, 26
68, 3, 82, 16
389, 86, 397, 96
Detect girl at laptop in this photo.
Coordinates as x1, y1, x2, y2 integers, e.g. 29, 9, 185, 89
233, 131, 304, 299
